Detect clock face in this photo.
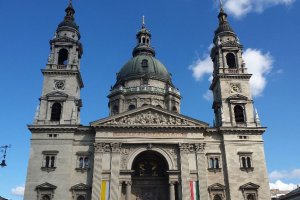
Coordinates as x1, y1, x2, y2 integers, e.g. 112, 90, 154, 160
54, 80, 65, 90
231, 84, 241, 93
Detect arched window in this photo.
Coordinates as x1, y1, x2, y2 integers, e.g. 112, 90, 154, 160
209, 158, 214, 169
141, 59, 148, 67
112, 105, 119, 115
247, 194, 255, 200
84, 157, 89, 168
146, 38, 150, 44
156, 105, 162, 108
42, 195, 51, 200
50, 156, 55, 168
247, 157, 252, 168
79, 157, 84, 168
58, 48, 69, 65
51, 103, 62, 121
215, 158, 220, 169
142, 37, 146, 44
128, 104, 136, 111
242, 157, 247, 168
172, 106, 178, 113
234, 105, 245, 123
226, 53, 236, 68
213, 194, 222, 200
77, 195, 86, 200
45, 156, 50, 167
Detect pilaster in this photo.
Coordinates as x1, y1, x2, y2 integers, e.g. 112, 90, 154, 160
179, 143, 191, 200
195, 143, 209, 200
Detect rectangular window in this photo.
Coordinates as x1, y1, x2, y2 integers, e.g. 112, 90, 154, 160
76, 151, 91, 172
41, 151, 58, 172
238, 152, 254, 172
206, 153, 222, 172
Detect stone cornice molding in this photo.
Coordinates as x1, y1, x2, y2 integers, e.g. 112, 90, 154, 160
28, 125, 81, 133
42, 69, 84, 88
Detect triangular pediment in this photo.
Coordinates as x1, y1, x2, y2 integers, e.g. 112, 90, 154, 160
227, 94, 248, 100
36, 182, 57, 190
240, 182, 260, 190
46, 91, 68, 98
208, 183, 226, 191
91, 105, 208, 127
70, 183, 91, 190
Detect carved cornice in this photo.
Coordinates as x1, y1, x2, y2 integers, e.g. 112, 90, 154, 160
28, 125, 80, 133
42, 69, 84, 88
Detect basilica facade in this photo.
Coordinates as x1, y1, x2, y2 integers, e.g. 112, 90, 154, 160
24, 2, 271, 200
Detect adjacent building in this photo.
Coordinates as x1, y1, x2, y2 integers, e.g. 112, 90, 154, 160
24, 2, 271, 200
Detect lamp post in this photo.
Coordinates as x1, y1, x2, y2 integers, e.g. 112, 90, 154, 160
0, 145, 11, 168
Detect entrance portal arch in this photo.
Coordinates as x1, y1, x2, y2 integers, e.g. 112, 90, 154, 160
131, 150, 169, 200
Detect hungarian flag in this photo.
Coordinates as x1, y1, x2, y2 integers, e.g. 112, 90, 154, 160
190, 181, 200, 200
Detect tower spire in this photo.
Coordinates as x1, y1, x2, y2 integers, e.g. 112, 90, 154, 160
142, 15, 145, 28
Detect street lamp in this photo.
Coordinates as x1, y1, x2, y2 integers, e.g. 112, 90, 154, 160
0, 145, 11, 168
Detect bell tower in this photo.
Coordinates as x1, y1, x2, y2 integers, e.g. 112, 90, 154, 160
34, 1, 84, 125
210, 6, 260, 127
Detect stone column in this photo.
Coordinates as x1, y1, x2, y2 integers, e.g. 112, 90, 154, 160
92, 143, 108, 200
110, 143, 122, 200
195, 143, 209, 200
169, 181, 175, 200
179, 143, 191, 200
125, 181, 132, 200
119, 181, 123, 200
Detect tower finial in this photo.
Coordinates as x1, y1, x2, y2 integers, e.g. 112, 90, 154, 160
142, 15, 145, 28
219, 0, 223, 9
69, 0, 72, 5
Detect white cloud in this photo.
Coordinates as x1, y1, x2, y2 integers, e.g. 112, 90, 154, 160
224, 0, 295, 18
270, 180, 299, 191
188, 54, 213, 81
189, 48, 273, 99
203, 90, 213, 101
243, 48, 273, 97
11, 185, 25, 196
270, 169, 300, 180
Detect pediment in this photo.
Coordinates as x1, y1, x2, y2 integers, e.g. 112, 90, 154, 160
36, 182, 57, 190
240, 182, 260, 190
208, 183, 226, 191
91, 105, 208, 127
227, 94, 248, 100
46, 91, 68, 98
70, 183, 90, 190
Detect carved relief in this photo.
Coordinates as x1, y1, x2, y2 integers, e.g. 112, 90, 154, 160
179, 143, 194, 153
94, 143, 111, 153
104, 111, 192, 126
111, 142, 122, 153
195, 143, 206, 153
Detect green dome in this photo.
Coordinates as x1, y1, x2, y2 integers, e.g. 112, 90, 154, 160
117, 55, 171, 82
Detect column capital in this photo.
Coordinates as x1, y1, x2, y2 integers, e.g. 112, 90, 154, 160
195, 143, 206, 154
179, 143, 193, 153
111, 142, 122, 153
125, 181, 132, 186
94, 142, 111, 153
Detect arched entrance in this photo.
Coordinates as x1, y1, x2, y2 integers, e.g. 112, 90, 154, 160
131, 151, 169, 200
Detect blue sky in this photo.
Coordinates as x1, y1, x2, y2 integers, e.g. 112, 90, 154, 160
0, 0, 299, 199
